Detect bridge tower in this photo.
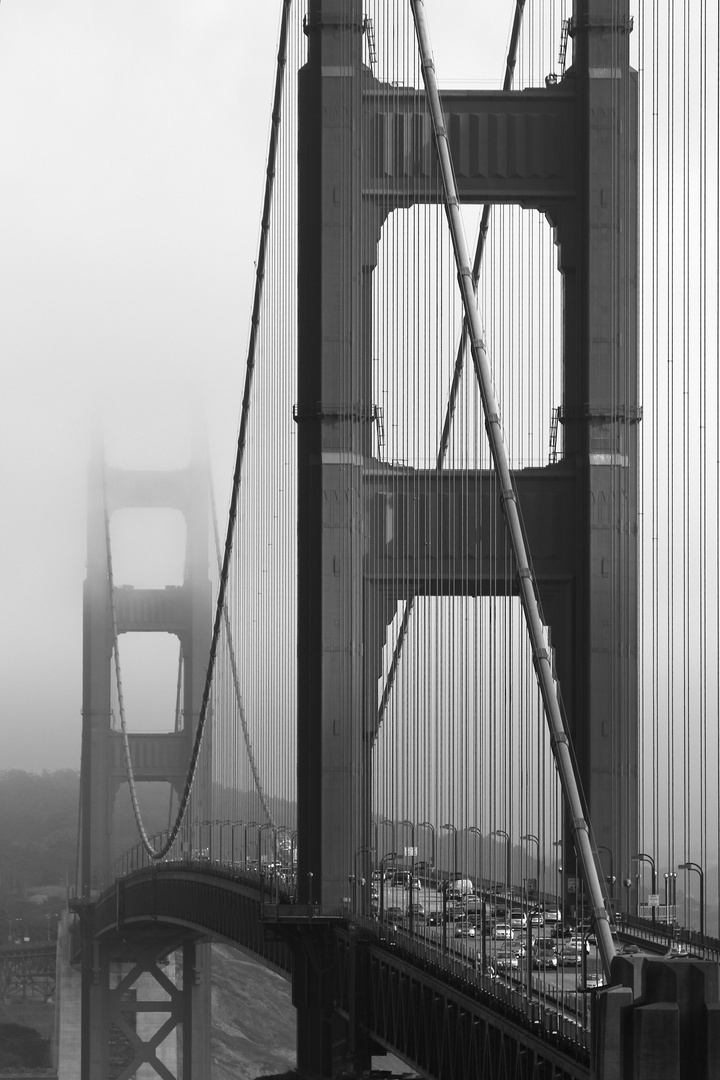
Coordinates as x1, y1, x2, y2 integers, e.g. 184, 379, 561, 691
296, 0, 637, 1072
77, 451, 212, 1078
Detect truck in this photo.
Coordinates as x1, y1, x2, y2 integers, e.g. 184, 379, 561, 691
448, 878, 475, 898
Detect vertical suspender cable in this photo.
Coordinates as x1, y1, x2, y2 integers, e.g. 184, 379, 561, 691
410, 0, 616, 976
210, 487, 275, 826
377, 0, 527, 730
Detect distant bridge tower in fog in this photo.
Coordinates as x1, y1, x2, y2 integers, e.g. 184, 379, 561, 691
78, 451, 213, 1076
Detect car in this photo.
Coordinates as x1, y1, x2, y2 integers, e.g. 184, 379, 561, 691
454, 924, 476, 938
426, 910, 445, 926
617, 943, 640, 956
533, 939, 558, 966
550, 925, 573, 939
578, 972, 606, 990
567, 934, 591, 954
529, 911, 545, 927
384, 906, 405, 926
492, 950, 520, 971
510, 912, 528, 930
557, 945, 583, 966
492, 924, 515, 940
533, 951, 558, 970
664, 945, 689, 959
543, 909, 562, 924
406, 902, 425, 919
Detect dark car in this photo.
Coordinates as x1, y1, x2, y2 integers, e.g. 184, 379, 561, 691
557, 945, 583, 966
384, 906, 405, 927
532, 941, 558, 969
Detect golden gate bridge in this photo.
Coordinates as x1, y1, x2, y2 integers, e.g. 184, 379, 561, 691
70, 1, 720, 1077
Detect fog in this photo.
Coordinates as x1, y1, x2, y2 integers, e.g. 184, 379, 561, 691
0, 1, 510, 771
0, 2, 282, 770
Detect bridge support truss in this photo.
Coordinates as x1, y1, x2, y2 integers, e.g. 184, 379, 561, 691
72, 915, 209, 1080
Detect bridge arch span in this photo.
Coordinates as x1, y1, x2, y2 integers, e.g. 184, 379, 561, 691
90, 865, 292, 978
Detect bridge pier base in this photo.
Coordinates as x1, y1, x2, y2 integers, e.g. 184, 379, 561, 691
76, 901, 211, 1080
293, 928, 373, 1078
594, 956, 720, 1079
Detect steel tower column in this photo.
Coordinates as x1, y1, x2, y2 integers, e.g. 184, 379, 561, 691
296, 0, 373, 1073
558, 0, 638, 909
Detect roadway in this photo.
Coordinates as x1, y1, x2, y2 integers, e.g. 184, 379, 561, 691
376, 883, 606, 999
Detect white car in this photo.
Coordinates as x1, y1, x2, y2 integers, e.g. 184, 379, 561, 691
492, 924, 515, 940
454, 924, 476, 938
579, 972, 606, 989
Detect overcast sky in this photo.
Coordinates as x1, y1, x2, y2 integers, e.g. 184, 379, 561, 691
0, 1, 517, 772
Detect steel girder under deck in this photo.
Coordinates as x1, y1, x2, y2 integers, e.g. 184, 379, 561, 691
335, 932, 591, 1080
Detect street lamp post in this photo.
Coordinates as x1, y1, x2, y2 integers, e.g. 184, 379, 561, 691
494, 830, 511, 909
259, 822, 274, 865
379, 852, 397, 929
439, 824, 458, 958
467, 827, 483, 894
440, 824, 458, 892
622, 877, 633, 918
275, 826, 292, 901
418, 821, 436, 875
400, 820, 416, 935
520, 834, 539, 1003
244, 821, 259, 870
381, 818, 396, 859
600, 842, 617, 920
633, 853, 657, 924
290, 830, 298, 896
678, 862, 704, 937
597, 845, 614, 886
218, 820, 228, 863
230, 820, 243, 865
552, 839, 563, 917
520, 833, 540, 904
664, 872, 677, 927
355, 845, 373, 916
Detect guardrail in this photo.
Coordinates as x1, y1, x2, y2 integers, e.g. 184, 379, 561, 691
617, 913, 720, 962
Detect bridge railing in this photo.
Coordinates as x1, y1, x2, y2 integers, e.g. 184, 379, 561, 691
617, 912, 720, 962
